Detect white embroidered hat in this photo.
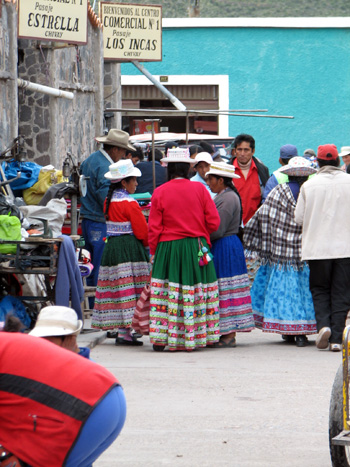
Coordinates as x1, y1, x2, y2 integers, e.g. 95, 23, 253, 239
339, 146, 350, 158
279, 156, 317, 177
29, 306, 83, 337
104, 159, 141, 181
161, 147, 196, 164
206, 161, 240, 179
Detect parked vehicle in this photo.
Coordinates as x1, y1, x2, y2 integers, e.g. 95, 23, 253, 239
329, 326, 350, 466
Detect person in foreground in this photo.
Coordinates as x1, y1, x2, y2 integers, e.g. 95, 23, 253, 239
0, 332, 126, 467
148, 148, 221, 351
207, 162, 254, 347
295, 144, 350, 352
244, 157, 317, 347
29, 305, 91, 358
92, 159, 149, 346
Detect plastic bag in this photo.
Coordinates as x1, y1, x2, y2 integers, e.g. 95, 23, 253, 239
0, 213, 22, 254
23, 169, 64, 205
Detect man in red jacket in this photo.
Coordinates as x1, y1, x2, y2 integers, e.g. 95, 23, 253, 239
0, 332, 126, 467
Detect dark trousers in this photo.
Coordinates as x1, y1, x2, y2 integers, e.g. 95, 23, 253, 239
81, 219, 106, 309
309, 258, 350, 344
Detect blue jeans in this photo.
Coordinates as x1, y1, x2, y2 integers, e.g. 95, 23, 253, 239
82, 219, 107, 308
66, 385, 127, 467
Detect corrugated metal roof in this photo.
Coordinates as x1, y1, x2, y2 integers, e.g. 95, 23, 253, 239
122, 84, 218, 101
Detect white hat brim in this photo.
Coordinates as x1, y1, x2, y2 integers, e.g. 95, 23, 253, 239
29, 319, 83, 338
207, 168, 240, 179
160, 157, 196, 164
104, 166, 142, 180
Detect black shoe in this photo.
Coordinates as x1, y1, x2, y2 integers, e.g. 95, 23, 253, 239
115, 336, 143, 346
107, 331, 118, 339
282, 335, 295, 343
295, 335, 308, 347
153, 344, 165, 352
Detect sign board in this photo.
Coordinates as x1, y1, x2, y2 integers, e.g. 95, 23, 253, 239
100, 2, 162, 61
18, 0, 88, 45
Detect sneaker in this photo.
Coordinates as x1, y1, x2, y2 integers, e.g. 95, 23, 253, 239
329, 343, 342, 352
316, 327, 331, 349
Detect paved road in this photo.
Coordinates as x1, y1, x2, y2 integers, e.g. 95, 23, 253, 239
89, 330, 340, 467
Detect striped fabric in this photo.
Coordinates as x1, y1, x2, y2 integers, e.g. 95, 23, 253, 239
211, 235, 254, 334
217, 275, 255, 333
149, 237, 220, 351
92, 235, 150, 330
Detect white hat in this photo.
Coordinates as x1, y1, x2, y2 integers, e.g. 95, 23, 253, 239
206, 161, 240, 179
194, 152, 213, 166
339, 146, 350, 158
29, 306, 83, 337
161, 147, 196, 164
279, 156, 317, 177
95, 129, 136, 152
104, 159, 141, 180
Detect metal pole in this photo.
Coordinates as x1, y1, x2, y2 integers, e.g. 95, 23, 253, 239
132, 61, 187, 111
144, 119, 161, 192
17, 79, 74, 100
185, 112, 189, 145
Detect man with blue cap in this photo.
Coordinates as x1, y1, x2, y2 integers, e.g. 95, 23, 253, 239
262, 144, 298, 202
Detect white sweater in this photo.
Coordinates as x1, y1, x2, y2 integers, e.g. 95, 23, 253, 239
295, 166, 350, 260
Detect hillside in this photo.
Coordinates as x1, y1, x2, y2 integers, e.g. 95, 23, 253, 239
91, 0, 350, 18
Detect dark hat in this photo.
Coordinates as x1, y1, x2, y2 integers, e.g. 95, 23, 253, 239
280, 144, 298, 160
317, 144, 338, 161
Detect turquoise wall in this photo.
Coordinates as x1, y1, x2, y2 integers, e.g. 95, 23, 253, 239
122, 27, 350, 172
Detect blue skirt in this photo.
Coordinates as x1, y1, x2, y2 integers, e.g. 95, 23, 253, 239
211, 235, 254, 333
251, 263, 317, 335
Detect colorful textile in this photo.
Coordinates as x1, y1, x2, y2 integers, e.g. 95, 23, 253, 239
92, 235, 150, 330
148, 179, 220, 255
252, 264, 317, 335
211, 235, 254, 333
150, 237, 220, 350
105, 189, 148, 246
244, 183, 317, 335
244, 183, 304, 268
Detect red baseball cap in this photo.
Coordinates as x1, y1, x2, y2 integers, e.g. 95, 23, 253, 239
317, 144, 338, 161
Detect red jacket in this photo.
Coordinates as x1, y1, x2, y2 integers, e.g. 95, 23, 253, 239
148, 178, 220, 255
0, 333, 119, 467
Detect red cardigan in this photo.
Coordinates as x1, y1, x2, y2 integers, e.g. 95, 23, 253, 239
0, 333, 118, 467
148, 178, 220, 255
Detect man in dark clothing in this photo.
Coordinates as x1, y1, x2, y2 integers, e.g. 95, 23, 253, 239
135, 149, 167, 195
230, 133, 269, 224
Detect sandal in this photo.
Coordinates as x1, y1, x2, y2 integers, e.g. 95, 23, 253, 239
115, 336, 143, 346
215, 337, 237, 348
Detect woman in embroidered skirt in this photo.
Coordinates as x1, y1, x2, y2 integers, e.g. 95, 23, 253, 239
206, 162, 254, 347
148, 148, 221, 351
243, 157, 317, 347
92, 159, 149, 346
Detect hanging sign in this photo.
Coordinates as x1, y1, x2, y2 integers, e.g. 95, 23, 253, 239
100, 2, 162, 61
18, 0, 88, 44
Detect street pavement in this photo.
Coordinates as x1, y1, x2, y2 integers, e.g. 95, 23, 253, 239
79, 325, 341, 467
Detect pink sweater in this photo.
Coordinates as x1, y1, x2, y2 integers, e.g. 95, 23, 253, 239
148, 178, 220, 255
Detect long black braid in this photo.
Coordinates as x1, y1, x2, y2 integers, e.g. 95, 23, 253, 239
104, 181, 122, 221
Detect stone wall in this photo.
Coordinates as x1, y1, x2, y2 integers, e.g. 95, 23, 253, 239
0, 1, 18, 152
1, 3, 122, 169
17, 18, 115, 168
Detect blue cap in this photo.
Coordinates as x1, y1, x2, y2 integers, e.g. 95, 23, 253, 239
280, 144, 298, 160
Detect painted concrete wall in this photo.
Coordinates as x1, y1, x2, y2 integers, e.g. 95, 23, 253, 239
122, 22, 350, 172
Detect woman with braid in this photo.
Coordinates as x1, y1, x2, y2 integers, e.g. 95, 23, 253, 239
92, 159, 149, 345
207, 162, 254, 347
